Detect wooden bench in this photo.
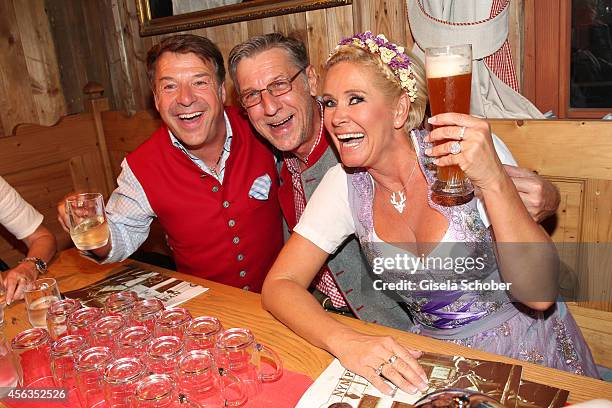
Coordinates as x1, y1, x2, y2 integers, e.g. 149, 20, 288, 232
0, 85, 609, 368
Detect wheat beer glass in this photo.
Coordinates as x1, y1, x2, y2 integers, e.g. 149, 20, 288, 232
425, 44, 473, 205
65, 193, 110, 250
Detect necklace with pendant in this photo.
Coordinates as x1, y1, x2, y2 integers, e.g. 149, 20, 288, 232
376, 160, 418, 214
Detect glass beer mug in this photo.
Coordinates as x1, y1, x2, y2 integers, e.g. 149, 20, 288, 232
425, 43, 474, 205
11, 327, 52, 386
75, 346, 114, 408
47, 298, 82, 340
215, 328, 282, 398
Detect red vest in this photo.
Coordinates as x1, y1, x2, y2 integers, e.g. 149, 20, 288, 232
127, 106, 283, 292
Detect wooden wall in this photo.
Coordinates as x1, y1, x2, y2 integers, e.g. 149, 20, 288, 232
43, 0, 413, 113
0, 0, 65, 137
3, 1, 526, 130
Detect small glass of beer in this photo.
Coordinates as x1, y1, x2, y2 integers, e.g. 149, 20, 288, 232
425, 44, 473, 205
65, 193, 110, 250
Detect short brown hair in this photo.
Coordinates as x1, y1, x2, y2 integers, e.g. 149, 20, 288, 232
146, 34, 225, 87
228, 33, 309, 92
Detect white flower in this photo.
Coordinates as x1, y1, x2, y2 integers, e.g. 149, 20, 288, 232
379, 47, 396, 63
365, 39, 378, 52
376, 34, 388, 42
396, 46, 405, 54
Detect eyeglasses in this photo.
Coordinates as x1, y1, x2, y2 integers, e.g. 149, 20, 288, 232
240, 68, 305, 108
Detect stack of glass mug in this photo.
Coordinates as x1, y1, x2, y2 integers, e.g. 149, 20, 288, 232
9, 291, 283, 407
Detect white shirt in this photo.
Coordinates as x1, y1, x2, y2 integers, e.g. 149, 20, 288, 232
294, 134, 517, 254
0, 176, 43, 240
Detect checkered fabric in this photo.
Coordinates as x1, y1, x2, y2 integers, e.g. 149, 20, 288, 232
285, 156, 347, 309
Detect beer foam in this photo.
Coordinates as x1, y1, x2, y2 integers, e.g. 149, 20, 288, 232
426, 54, 471, 78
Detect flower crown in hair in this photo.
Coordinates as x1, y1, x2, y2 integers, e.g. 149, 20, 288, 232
331, 31, 417, 102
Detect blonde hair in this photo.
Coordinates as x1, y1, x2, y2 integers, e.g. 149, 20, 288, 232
325, 45, 427, 131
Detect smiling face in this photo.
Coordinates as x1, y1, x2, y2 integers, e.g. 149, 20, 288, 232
235, 48, 318, 157
153, 52, 226, 151
322, 61, 405, 169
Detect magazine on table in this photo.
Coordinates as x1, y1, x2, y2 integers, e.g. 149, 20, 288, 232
297, 352, 568, 408
63, 263, 208, 307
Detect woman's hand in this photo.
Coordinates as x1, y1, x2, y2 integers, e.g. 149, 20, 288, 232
331, 331, 428, 395
424, 113, 507, 192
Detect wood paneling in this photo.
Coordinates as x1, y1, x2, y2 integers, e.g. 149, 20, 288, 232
0, 0, 65, 137
490, 119, 612, 311
0, 113, 108, 266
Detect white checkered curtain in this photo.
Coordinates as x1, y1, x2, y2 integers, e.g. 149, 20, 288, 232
407, 0, 545, 119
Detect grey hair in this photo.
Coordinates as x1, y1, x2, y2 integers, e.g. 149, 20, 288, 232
228, 33, 309, 92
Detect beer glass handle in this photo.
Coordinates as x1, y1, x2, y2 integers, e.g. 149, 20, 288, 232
255, 342, 283, 382
219, 368, 247, 407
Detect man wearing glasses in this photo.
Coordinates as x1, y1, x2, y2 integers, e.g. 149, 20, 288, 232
58, 34, 283, 292
229, 33, 561, 328
229, 33, 414, 327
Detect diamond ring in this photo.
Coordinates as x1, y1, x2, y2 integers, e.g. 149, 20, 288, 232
458, 126, 466, 140
388, 354, 398, 365
374, 361, 387, 376
450, 141, 462, 155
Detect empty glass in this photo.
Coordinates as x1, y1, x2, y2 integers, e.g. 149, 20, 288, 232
113, 325, 153, 359
90, 315, 127, 348
11, 327, 52, 386
50, 334, 88, 389
144, 335, 184, 377
0, 330, 21, 396
133, 374, 201, 408
177, 350, 246, 407
24, 277, 61, 328
215, 328, 282, 398
75, 346, 114, 408
154, 308, 192, 339
68, 307, 103, 338
104, 291, 138, 317
103, 357, 147, 408
130, 298, 164, 332
47, 298, 82, 340
185, 316, 223, 352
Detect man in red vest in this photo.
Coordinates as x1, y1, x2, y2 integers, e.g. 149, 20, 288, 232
58, 34, 283, 292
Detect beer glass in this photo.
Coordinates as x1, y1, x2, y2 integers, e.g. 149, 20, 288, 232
133, 374, 201, 408
11, 327, 52, 386
103, 357, 147, 408
47, 298, 82, 340
50, 334, 88, 389
75, 346, 114, 408
184, 316, 223, 352
215, 328, 282, 398
0, 331, 21, 395
154, 307, 192, 339
113, 325, 153, 359
90, 315, 127, 348
24, 278, 61, 328
68, 307, 103, 338
425, 44, 474, 205
104, 290, 138, 317
130, 298, 164, 332
65, 193, 110, 250
177, 350, 246, 407
144, 335, 184, 377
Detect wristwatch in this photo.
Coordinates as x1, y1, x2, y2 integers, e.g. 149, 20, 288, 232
19, 257, 48, 275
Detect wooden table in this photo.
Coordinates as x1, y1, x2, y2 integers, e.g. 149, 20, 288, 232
3, 249, 611, 403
